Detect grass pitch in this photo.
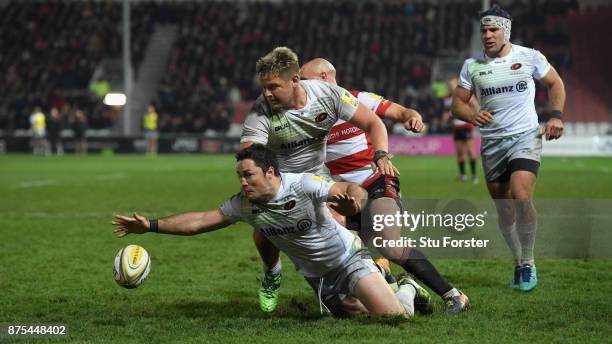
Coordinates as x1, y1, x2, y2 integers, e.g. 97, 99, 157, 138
1, 154, 611, 343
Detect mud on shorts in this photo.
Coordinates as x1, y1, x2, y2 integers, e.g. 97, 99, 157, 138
304, 246, 379, 317
481, 127, 542, 183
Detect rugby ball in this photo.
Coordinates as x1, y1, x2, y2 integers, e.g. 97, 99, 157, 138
113, 245, 151, 289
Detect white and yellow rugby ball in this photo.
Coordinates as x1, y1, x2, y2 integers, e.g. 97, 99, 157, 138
113, 245, 151, 289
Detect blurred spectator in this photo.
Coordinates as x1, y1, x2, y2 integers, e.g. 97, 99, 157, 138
73, 109, 88, 155
143, 105, 159, 154
47, 107, 63, 155
29, 106, 47, 155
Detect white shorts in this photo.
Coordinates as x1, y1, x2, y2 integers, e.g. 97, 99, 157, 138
481, 127, 542, 182
304, 247, 379, 317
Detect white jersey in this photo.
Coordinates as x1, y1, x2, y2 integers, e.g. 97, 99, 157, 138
325, 91, 391, 185
458, 44, 551, 138
220, 172, 358, 278
241, 80, 359, 173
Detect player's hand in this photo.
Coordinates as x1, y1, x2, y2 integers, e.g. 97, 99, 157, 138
471, 111, 494, 127
371, 154, 400, 177
328, 193, 360, 216
543, 118, 563, 140
112, 213, 150, 237
404, 117, 425, 133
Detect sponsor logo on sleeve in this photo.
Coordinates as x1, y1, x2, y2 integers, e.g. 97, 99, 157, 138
309, 174, 335, 186
341, 90, 359, 108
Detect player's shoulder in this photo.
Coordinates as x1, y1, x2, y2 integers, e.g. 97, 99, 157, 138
462, 55, 482, 66
300, 172, 335, 188
281, 172, 304, 182
284, 171, 327, 184
301, 79, 339, 97
247, 95, 273, 118
511, 44, 540, 59
353, 89, 385, 101
512, 44, 546, 62
511, 43, 534, 54
301, 79, 329, 88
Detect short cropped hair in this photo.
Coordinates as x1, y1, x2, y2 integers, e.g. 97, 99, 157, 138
479, 4, 512, 21
236, 144, 280, 176
255, 47, 300, 79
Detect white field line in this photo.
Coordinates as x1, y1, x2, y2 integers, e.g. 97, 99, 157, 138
15, 180, 59, 188
94, 173, 127, 181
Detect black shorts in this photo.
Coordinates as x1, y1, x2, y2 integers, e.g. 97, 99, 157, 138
453, 127, 473, 141
346, 175, 402, 232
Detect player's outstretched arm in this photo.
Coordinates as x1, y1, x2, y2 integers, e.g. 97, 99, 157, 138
383, 103, 425, 133
112, 210, 231, 237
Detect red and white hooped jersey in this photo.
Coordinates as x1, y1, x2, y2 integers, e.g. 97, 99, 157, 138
325, 90, 392, 186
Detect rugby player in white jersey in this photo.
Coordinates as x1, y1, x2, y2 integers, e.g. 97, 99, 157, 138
451, 5, 565, 292
240, 47, 402, 312
112, 145, 421, 318
298, 58, 469, 314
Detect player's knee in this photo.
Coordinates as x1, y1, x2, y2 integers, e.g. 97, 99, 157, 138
511, 189, 533, 201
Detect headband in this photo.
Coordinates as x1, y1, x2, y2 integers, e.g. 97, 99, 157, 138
481, 15, 511, 44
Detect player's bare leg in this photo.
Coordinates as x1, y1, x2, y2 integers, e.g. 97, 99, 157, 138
365, 196, 464, 314
509, 170, 538, 291
329, 270, 430, 317
488, 180, 523, 289
353, 272, 408, 317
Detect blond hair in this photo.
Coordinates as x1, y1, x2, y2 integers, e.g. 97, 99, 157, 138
256, 47, 300, 79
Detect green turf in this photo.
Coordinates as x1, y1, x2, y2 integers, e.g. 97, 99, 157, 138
0, 154, 611, 343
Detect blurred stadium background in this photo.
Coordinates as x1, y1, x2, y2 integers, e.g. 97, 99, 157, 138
0, 0, 610, 156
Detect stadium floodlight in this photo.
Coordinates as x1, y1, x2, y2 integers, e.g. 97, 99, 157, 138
103, 93, 127, 106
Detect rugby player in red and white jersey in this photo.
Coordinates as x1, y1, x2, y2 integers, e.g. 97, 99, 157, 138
299, 58, 469, 314
444, 77, 479, 183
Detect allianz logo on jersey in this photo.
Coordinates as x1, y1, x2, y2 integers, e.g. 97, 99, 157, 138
280, 133, 327, 150
480, 81, 528, 97
260, 219, 313, 236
